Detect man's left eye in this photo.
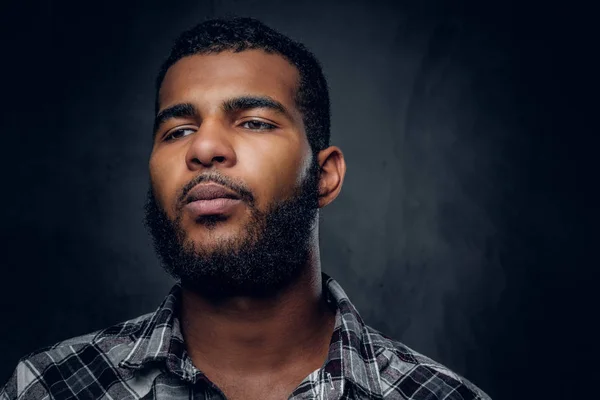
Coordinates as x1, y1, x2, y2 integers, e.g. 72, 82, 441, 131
240, 120, 276, 130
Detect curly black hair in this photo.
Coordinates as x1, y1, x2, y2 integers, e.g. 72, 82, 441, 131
155, 17, 331, 154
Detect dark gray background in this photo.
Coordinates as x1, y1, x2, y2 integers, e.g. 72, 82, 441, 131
1, 0, 597, 399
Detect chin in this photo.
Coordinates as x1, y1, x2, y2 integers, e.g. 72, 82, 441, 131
185, 219, 247, 245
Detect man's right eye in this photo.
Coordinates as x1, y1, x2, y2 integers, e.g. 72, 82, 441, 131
164, 128, 195, 141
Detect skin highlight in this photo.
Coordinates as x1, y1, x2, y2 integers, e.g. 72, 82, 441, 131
148, 50, 346, 400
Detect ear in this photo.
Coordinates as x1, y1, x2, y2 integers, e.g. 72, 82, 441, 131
316, 146, 346, 208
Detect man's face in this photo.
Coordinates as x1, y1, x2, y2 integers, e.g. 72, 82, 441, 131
146, 50, 319, 296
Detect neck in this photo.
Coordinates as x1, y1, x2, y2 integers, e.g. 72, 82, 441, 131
179, 245, 336, 377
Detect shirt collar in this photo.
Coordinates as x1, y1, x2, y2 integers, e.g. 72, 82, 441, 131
118, 274, 383, 396
322, 274, 384, 398
118, 285, 193, 380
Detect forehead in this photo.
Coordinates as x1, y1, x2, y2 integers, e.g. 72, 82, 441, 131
158, 50, 301, 113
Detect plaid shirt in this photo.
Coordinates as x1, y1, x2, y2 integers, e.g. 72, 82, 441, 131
1, 274, 490, 399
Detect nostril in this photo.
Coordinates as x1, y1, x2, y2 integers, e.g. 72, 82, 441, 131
213, 156, 226, 163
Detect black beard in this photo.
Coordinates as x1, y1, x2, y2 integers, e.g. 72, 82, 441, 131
144, 160, 320, 299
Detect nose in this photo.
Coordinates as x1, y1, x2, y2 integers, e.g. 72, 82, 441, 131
185, 119, 237, 170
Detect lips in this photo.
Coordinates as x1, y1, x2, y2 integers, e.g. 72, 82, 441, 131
185, 183, 240, 203
184, 183, 242, 217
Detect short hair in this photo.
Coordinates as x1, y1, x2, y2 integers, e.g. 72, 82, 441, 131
155, 17, 331, 154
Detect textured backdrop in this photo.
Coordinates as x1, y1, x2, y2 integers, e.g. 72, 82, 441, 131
1, 1, 596, 399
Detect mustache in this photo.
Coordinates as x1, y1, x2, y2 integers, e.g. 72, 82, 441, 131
176, 171, 254, 208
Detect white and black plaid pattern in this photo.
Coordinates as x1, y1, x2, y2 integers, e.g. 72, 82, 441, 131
2, 274, 490, 399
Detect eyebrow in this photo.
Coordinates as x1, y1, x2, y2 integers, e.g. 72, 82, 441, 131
153, 103, 196, 135
153, 95, 293, 138
221, 96, 292, 120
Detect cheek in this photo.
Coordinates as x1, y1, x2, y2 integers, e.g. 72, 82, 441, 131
149, 153, 180, 216
240, 139, 310, 208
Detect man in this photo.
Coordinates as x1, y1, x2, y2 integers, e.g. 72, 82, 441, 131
1, 17, 490, 400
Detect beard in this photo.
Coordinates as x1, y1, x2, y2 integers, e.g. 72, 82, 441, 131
144, 159, 320, 299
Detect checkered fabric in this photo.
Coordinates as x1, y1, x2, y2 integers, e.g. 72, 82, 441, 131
1, 274, 490, 399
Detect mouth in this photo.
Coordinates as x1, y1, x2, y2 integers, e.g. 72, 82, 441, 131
184, 183, 242, 217
185, 183, 240, 202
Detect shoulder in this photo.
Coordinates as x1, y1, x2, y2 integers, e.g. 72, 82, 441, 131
364, 325, 492, 400
1, 312, 153, 399
22, 311, 153, 371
